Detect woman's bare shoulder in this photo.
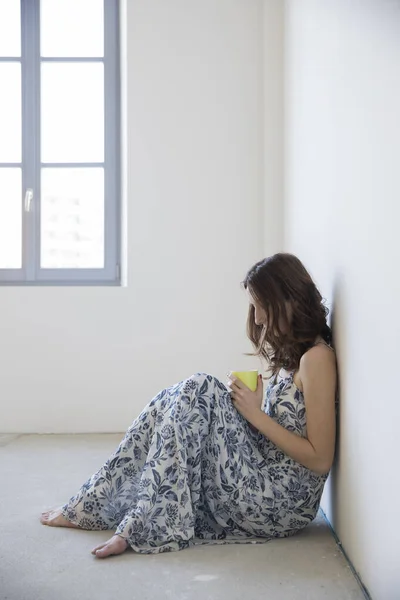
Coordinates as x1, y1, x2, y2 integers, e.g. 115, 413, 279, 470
292, 344, 335, 392
299, 343, 337, 380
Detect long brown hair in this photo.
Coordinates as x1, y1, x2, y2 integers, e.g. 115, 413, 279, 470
243, 253, 331, 374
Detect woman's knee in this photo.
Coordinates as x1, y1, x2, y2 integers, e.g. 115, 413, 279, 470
187, 372, 210, 386
184, 373, 229, 404
186, 372, 226, 393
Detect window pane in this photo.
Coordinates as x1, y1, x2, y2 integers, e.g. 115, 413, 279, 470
0, 169, 22, 269
0, 0, 21, 57
41, 0, 103, 57
0, 63, 21, 162
41, 168, 104, 269
41, 63, 104, 163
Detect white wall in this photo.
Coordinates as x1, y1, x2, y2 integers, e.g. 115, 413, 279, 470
262, 0, 284, 256
0, 0, 272, 433
285, 1, 400, 598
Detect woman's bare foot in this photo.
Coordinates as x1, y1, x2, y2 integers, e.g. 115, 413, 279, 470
91, 535, 129, 559
40, 508, 79, 528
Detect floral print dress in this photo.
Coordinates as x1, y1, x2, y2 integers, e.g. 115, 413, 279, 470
61, 371, 327, 554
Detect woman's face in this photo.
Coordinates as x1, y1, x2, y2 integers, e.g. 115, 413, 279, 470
247, 288, 293, 332
247, 290, 267, 326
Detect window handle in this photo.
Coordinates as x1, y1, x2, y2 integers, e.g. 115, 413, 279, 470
24, 188, 34, 213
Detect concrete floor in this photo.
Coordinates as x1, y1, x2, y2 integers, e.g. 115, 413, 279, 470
0, 434, 365, 600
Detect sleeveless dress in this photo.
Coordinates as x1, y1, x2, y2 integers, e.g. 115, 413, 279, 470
61, 371, 328, 554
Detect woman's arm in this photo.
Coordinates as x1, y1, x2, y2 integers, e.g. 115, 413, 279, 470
230, 345, 337, 475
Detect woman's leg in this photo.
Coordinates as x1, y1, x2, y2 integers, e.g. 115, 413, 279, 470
113, 373, 270, 554
41, 373, 271, 557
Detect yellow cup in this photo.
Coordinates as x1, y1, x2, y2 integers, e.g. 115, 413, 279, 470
231, 370, 259, 392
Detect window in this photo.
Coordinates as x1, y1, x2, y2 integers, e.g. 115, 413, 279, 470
0, 0, 120, 284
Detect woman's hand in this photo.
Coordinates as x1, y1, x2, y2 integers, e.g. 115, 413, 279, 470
227, 373, 264, 426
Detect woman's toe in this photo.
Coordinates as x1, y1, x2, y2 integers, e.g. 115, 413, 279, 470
91, 543, 107, 556
40, 512, 50, 524
95, 546, 111, 559
92, 536, 128, 559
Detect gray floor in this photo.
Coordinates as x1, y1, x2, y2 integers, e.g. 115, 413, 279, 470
0, 434, 364, 600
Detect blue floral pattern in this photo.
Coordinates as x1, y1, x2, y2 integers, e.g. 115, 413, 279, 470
61, 371, 327, 554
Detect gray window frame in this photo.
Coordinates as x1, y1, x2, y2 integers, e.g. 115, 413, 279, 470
0, 0, 121, 285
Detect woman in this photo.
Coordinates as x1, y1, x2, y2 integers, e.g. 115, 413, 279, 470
41, 253, 337, 559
